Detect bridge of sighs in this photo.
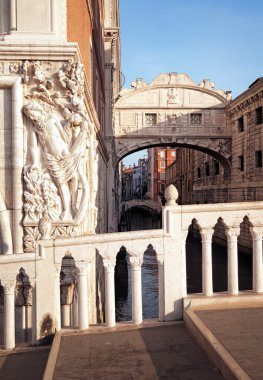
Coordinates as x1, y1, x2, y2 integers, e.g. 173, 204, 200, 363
113, 73, 232, 176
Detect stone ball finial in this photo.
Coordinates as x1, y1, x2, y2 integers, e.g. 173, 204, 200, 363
164, 184, 178, 206
38, 212, 52, 239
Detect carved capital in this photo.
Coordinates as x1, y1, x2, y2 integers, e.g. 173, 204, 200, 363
156, 255, 164, 267
77, 264, 88, 276
3, 283, 15, 295
129, 255, 143, 270
200, 228, 214, 243
54, 266, 61, 278
249, 226, 263, 241
225, 227, 240, 242
103, 258, 116, 273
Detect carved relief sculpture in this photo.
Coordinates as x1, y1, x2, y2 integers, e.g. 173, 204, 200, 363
21, 60, 96, 251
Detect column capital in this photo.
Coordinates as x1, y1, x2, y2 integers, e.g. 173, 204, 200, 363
225, 226, 240, 241
54, 265, 61, 277
103, 257, 116, 273
200, 228, 214, 243
3, 282, 15, 295
249, 226, 263, 241
129, 255, 143, 270
77, 263, 89, 276
157, 255, 164, 267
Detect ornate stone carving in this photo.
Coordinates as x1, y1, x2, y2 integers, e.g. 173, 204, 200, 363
23, 166, 60, 222
21, 59, 96, 248
24, 225, 80, 252
9, 62, 20, 74
129, 255, 143, 269
167, 88, 178, 104
164, 184, 178, 206
103, 258, 116, 273
131, 78, 147, 89
38, 212, 52, 239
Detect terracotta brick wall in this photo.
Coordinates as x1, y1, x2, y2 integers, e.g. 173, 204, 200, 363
67, 0, 92, 84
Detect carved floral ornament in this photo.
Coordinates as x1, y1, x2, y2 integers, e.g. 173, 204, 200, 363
20, 60, 98, 252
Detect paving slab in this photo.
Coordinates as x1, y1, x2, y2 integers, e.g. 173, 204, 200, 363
196, 307, 263, 380
52, 322, 223, 380
0, 347, 50, 380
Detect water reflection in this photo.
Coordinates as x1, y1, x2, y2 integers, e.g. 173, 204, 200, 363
115, 247, 159, 322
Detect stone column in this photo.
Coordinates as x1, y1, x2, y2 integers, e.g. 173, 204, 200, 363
10, 0, 17, 31
181, 230, 188, 297
225, 227, 239, 295
61, 305, 71, 327
29, 281, 36, 345
130, 255, 143, 325
54, 266, 61, 332
77, 264, 89, 330
200, 229, 214, 296
249, 227, 263, 293
103, 258, 116, 327
3, 283, 15, 349
12, 79, 24, 254
157, 255, 165, 321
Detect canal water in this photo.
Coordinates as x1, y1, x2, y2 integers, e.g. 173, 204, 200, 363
115, 209, 252, 321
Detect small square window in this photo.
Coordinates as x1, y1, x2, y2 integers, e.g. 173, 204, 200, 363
160, 161, 166, 169
256, 107, 263, 125
145, 113, 157, 126
238, 116, 244, 132
255, 150, 262, 168
238, 155, 244, 171
159, 151, 165, 158
190, 113, 202, 125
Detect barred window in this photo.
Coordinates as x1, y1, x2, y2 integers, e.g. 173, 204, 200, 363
190, 113, 202, 125
255, 107, 263, 125
145, 113, 157, 126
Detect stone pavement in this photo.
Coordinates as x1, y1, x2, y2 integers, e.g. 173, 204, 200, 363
196, 307, 263, 380
0, 346, 50, 380
51, 321, 223, 380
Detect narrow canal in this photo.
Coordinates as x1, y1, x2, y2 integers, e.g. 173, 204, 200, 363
115, 208, 253, 321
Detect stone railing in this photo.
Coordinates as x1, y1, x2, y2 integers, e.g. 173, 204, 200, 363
1, 185, 263, 349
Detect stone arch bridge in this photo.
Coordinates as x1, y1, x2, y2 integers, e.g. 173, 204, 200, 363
113, 73, 232, 175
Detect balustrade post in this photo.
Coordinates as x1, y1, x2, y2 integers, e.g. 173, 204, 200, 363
77, 264, 89, 330
200, 228, 214, 296
103, 258, 116, 327
225, 227, 239, 295
157, 255, 165, 321
54, 266, 61, 332
249, 227, 263, 293
129, 255, 143, 325
3, 283, 15, 349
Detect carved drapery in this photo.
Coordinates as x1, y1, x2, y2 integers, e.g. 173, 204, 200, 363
3, 59, 100, 252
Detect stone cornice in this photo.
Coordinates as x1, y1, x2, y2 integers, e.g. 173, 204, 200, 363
116, 84, 230, 107
227, 80, 263, 117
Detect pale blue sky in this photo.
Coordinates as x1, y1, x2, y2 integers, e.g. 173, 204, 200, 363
120, 0, 263, 166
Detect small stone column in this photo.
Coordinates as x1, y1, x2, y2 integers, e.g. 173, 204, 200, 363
54, 266, 61, 332
157, 255, 165, 321
29, 281, 36, 345
103, 258, 116, 327
130, 255, 143, 325
225, 227, 239, 295
3, 283, 15, 349
200, 229, 214, 296
250, 227, 263, 293
181, 230, 188, 297
77, 264, 89, 330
